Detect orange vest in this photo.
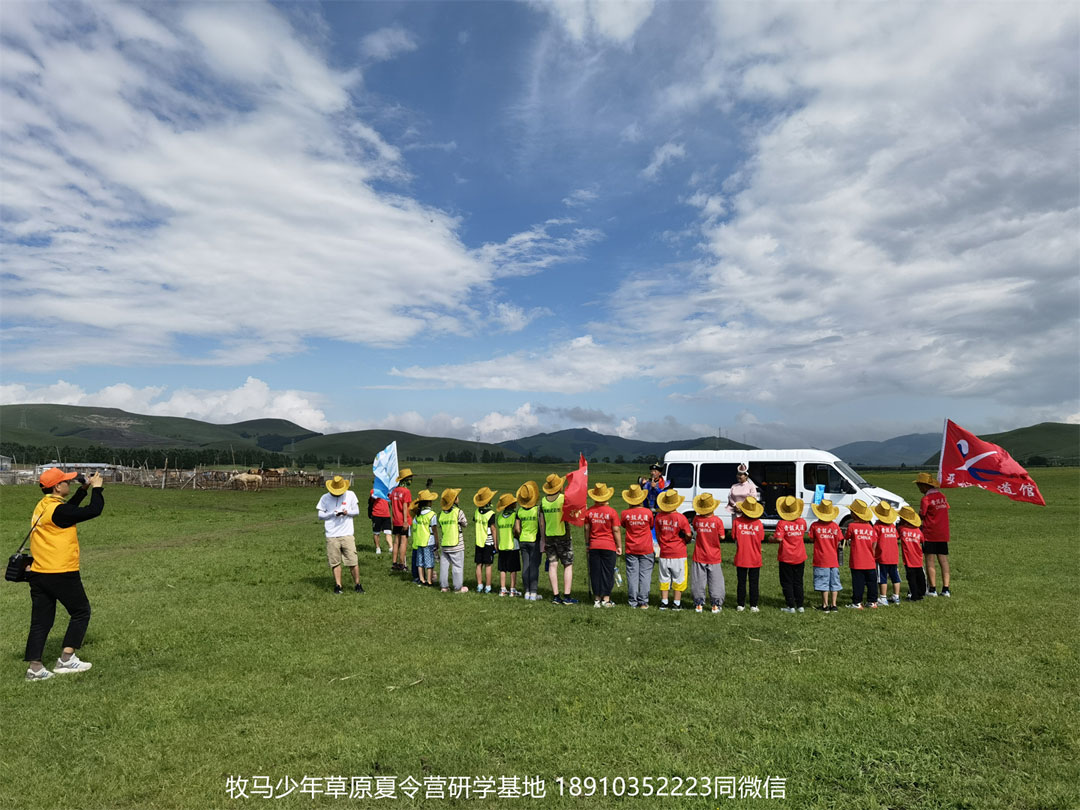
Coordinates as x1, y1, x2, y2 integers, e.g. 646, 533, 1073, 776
30, 495, 80, 573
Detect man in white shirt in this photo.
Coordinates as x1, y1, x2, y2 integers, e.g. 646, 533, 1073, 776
317, 475, 364, 594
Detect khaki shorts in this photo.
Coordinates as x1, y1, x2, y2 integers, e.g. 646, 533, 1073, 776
326, 534, 358, 568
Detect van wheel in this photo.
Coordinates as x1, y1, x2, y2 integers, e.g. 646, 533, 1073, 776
839, 516, 853, 531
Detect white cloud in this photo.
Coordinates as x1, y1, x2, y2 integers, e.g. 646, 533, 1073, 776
359, 26, 418, 62
471, 219, 604, 278
0, 377, 330, 431
562, 187, 599, 207
472, 403, 542, 443
540, 0, 656, 44
641, 141, 685, 180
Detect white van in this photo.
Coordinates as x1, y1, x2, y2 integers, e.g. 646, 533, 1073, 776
662, 449, 908, 531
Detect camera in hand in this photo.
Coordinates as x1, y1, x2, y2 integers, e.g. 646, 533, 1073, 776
75, 474, 88, 485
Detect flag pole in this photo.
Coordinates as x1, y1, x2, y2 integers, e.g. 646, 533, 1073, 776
937, 418, 948, 485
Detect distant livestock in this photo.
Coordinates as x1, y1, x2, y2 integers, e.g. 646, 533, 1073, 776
229, 472, 263, 491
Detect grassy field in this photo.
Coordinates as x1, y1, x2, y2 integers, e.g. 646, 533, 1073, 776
0, 466, 1077, 809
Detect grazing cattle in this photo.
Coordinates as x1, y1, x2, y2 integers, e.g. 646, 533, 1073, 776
229, 472, 263, 491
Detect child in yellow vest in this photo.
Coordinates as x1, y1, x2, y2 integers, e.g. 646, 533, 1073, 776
410, 490, 439, 586
514, 481, 542, 601
472, 487, 498, 594
437, 488, 469, 593
495, 494, 521, 596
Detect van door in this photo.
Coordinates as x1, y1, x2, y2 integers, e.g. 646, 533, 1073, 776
747, 462, 796, 521
802, 463, 857, 509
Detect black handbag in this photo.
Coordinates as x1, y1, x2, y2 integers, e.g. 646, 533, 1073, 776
5, 515, 41, 583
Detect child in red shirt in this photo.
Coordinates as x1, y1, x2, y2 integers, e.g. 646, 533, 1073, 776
620, 484, 655, 609
873, 501, 902, 606
845, 499, 879, 610
915, 472, 951, 597
732, 496, 765, 612
690, 493, 725, 613
654, 490, 691, 610
809, 499, 844, 612
774, 495, 807, 613
897, 505, 927, 601
584, 483, 622, 608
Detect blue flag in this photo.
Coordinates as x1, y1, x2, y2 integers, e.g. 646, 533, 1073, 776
813, 484, 825, 504
372, 441, 398, 501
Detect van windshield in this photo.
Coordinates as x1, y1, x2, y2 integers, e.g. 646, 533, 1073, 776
835, 460, 869, 488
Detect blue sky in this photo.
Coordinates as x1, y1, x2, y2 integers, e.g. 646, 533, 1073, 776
1, 1, 1077, 448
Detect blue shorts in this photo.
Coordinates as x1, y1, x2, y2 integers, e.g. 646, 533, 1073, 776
813, 567, 841, 592
415, 546, 435, 569
877, 564, 900, 584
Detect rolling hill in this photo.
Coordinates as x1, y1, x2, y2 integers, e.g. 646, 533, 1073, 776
829, 433, 942, 467
289, 430, 520, 462
497, 428, 755, 461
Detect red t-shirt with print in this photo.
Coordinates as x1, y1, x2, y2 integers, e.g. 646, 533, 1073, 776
845, 521, 877, 570
654, 511, 691, 559
620, 507, 654, 555
732, 516, 764, 568
809, 521, 843, 568
899, 524, 924, 567
774, 519, 808, 564
692, 515, 724, 564
370, 490, 391, 518
585, 504, 619, 551
390, 486, 412, 526
919, 490, 950, 542
874, 523, 900, 565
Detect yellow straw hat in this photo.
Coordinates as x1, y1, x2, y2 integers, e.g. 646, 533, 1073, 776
325, 475, 350, 496
656, 489, 685, 513
621, 484, 648, 506
440, 488, 462, 511
693, 492, 719, 515
873, 501, 899, 524
397, 468, 414, 482
913, 472, 939, 487
736, 496, 764, 519
588, 482, 615, 503
811, 499, 840, 522
776, 495, 804, 521
898, 505, 922, 527
496, 493, 517, 512
542, 473, 565, 495
473, 486, 497, 507
415, 489, 438, 503
516, 482, 540, 509
848, 499, 874, 522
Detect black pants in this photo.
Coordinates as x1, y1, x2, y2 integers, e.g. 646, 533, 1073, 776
850, 568, 876, 605
905, 564, 927, 600
25, 571, 91, 663
736, 566, 760, 607
778, 561, 805, 608
588, 549, 616, 598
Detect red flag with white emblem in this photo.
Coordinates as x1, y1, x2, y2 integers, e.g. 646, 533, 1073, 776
562, 454, 589, 526
938, 419, 1045, 505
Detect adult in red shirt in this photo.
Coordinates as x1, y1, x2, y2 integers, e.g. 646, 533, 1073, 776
915, 472, 951, 597
732, 496, 765, 612
774, 496, 807, 613
844, 499, 879, 609
654, 489, 691, 610
873, 501, 902, 606
620, 484, 655, 609
690, 493, 725, 613
584, 483, 622, 607
389, 469, 414, 572
897, 505, 927, 601
809, 499, 844, 612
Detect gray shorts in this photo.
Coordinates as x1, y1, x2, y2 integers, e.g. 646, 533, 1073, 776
657, 557, 687, 590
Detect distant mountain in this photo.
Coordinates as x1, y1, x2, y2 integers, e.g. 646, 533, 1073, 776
497, 428, 755, 462
290, 430, 520, 462
923, 422, 1079, 466
829, 433, 942, 467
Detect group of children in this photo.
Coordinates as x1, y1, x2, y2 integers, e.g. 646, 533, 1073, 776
372, 471, 947, 613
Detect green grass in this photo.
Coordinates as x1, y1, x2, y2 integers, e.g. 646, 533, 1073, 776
1, 468, 1077, 809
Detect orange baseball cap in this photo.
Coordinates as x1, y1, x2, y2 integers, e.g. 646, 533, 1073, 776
39, 467, 79, 488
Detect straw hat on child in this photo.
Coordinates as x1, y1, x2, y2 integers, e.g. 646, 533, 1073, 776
776, 495, 804, 521
873, 501, 899, 524
898, 505, 922, 527
588, 482, 615, 503
657, 489, 685, 513
440, 488, 462, 511
473, 487, 497, 508
736, 496, 764, 519
621, 484, 648, 506
515, 482, 540, 509
811, 498, 840, 522
693, 492, 719, 515
325, 475, 350, 496
496, 493, 517, 512
542, 474, 565, 495
848, 499, 874, 522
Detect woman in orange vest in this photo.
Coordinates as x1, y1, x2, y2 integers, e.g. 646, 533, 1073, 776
24, 468, 105, 681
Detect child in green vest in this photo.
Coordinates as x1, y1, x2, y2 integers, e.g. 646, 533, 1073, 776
411, 490, 439, 586
514, 481, 542, 601
437, 488, 469, 593
495, 494, 521, 596
541, 473, 578, 605
472, 487, 498, 593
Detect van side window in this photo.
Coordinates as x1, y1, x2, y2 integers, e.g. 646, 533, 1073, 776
666, 463, 694, 489
699, 463, 738, 488
748, 462, 796, 518
803, 464, 854, 495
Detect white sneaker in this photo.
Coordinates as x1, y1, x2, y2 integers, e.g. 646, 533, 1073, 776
594, 600, 602, 608
711, 605, 721, 614
484, 585, 492, 593
476, 584, 484, 593
780, 607, 795, 613
376, 547, 382, 554
750, 606, 760, 613
877, 596, 889, 606
602, 600, 615, 608
736, 605, 745, 612
695, 604, 704, 613
797, 607, 805, 613
54, 654, 92, 675
26, 666, 54, 681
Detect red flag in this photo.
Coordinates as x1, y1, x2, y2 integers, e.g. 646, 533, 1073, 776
938, 419, 1046, 506
562, 453, 589, 526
